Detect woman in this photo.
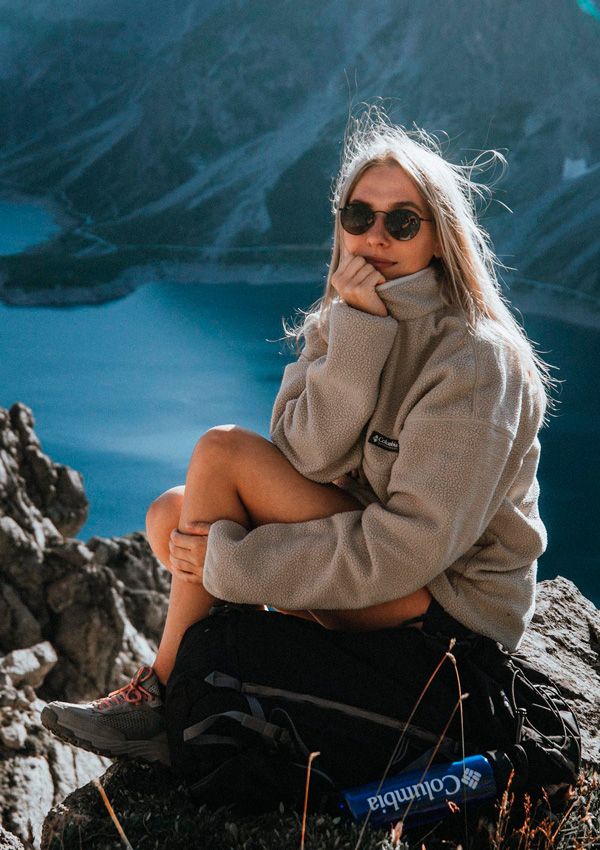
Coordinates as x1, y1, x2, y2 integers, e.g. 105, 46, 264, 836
41, 108, 557, 771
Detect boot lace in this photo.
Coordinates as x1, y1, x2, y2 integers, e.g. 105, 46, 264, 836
92, 666, 156, 710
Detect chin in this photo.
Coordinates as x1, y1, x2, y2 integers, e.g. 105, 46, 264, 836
380, 267, 402, 281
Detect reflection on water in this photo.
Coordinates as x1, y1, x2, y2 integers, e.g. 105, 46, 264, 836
0, 280, 597, 606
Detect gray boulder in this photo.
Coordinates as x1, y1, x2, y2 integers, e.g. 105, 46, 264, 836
0, 403, 171, 848
516, 575, 600, 764
0, 825, 25, 850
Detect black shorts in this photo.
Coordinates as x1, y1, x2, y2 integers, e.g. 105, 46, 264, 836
170, 597, 517, 786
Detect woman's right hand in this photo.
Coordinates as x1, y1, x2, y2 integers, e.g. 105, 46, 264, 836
331, 241, 389, 317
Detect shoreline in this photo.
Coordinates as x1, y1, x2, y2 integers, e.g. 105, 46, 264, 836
506, 279, 600, 330
0, 263, 599, 332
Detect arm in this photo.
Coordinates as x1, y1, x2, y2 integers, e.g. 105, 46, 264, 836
203, 414, 521, 610
270, 301, 398, 482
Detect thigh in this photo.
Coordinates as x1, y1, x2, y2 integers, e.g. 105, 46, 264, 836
204, 426, 365, 528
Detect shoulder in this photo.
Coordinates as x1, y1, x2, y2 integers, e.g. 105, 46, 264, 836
299, 310, 329, 358
412, 315, 540, 437
469, 322, 544, 435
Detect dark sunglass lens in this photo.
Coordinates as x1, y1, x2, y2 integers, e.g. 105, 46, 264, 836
340, 203, 372, 234
387, 210, 421, 240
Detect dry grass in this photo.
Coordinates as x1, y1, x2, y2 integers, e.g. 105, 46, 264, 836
45, 758, 598, 850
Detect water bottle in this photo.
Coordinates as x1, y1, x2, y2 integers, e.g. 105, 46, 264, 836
335, 750, 516, 828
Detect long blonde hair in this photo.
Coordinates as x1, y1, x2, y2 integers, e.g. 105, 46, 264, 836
283, 105, 561, 426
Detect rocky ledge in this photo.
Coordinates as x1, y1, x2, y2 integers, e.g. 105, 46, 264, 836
0, 403, 169, 848
0, 402, 597, 849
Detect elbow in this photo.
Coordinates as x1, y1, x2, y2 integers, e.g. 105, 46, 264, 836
269, 430, 335, 483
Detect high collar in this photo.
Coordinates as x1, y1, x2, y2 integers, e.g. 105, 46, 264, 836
376, 264, 445, 320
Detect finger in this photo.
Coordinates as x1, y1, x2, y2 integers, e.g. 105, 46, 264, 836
171, 526, 210, 548
340, 255, 368, 283
169, 537, 204, 556
168, 542, 196, 566
170, 554, 200, 575
350, 261, 378, 286
363, 269, 385, 286
357, 268, 386, 288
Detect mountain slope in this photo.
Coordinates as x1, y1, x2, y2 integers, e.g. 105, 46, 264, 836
0, 0, 598, 302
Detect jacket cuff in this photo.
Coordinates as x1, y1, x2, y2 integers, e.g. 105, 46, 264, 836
203, 520, 254, 602
327, 300, 398, 373
329, 299, 398, 338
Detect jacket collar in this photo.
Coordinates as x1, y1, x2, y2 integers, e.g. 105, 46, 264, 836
376, 263, 445, 320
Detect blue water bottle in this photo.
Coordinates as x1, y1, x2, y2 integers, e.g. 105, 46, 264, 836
337, 750, 515, 828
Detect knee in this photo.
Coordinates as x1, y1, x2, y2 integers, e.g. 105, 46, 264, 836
146, 486, 184, 534
191, 424, 253, 464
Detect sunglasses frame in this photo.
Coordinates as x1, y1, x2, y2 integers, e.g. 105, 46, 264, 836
337, 202, 434, 241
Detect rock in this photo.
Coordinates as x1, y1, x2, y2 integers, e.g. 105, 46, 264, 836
0, 583, 42, 654
7, 404, 88, 538
0, 643, 58, 689
0, 403, 166, 847
40, 762, 178, 850
0, 825, 26, 850
516, 575, 600, 763
0, 516, 41, 566
0, 722, 27, 750
45, 739, 109, 806
0, 756, 55, 846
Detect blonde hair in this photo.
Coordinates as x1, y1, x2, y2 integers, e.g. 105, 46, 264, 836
283, 105, 561, 426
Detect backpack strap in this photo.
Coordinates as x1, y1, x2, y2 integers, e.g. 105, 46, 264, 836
204, 671, 265, 720
183, 710, 292, 750
202, 670, 461, 759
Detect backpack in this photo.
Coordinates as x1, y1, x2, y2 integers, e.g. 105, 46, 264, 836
164, 606, 582, 818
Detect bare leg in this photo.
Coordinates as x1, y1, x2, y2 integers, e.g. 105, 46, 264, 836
146, 425, 431, 683
145, 426, 362, 682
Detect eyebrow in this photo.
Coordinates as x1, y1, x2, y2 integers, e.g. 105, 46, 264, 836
350, 198, 425, 215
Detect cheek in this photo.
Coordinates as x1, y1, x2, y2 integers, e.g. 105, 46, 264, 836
342, 232, 363, 253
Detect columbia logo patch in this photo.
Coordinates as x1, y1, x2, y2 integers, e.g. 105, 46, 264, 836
368, 431, 399, 453
461, 768, 482, 790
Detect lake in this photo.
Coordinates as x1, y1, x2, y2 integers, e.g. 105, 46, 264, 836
0, 196, 597, 605
0, 198, 62, 255
1, 279, 598, 607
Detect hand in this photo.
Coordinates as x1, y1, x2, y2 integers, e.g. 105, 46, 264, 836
331, 241, 389, 317
168, 522, 211, 584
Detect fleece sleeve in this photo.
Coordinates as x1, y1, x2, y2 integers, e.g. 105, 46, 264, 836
202, 415, 516, 610
269, 300, 398, 482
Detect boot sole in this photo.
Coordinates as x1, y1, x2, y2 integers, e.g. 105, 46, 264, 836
41, 706, 171, 766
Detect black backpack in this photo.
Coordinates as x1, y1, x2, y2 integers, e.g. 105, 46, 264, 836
164, 607, 582, 818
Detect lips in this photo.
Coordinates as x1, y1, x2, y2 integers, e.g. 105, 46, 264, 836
364, 257, 395, 269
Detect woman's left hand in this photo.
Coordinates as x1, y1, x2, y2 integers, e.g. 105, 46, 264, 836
168, 523, 211, 584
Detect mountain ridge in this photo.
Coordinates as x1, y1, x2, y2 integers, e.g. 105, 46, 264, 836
0, 0, 598, 303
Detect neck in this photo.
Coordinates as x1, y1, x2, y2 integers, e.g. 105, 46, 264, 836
376, 264, 445, 320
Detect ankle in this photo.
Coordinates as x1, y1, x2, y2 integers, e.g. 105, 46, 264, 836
152, 662, 170, 689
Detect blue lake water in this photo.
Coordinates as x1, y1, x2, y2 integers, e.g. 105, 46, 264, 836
0, 199, 61, 255
0, 280, 598, 608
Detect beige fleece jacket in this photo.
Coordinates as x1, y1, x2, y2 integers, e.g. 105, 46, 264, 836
203, 264, 547, 651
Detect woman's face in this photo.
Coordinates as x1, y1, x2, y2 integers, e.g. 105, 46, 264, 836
342, 162, 441, 280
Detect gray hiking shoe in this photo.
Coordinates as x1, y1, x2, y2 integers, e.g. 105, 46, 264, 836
41, 665, 170, 765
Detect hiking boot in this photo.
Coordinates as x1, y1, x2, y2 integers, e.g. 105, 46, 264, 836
41, 665, 170, 765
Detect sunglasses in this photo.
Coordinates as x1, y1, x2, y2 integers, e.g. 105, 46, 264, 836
338, 202, 433, 241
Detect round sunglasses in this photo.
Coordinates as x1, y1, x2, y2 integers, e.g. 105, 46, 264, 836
338, 202, 433, 241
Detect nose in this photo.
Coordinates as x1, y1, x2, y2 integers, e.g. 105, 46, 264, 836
366, 211, 391, 245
